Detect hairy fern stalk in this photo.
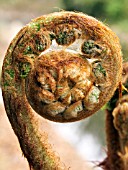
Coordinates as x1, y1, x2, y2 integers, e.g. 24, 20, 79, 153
1, 11, 123, 170
100, 63, 128, 170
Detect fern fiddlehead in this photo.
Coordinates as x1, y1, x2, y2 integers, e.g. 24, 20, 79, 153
1, 11, 122, 169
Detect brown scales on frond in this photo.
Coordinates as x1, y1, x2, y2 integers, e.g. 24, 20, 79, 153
1, 11, 122, 170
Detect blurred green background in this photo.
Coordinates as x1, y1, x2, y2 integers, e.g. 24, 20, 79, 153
0, 0, 128, 169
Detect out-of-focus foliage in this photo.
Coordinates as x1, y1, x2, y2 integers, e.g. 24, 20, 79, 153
62, 0, 128, 24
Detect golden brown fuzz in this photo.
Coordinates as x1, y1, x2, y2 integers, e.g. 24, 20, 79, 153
2, 11, 122, 123
1, 11, 123, 170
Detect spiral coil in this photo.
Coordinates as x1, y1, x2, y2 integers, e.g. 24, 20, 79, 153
2, 11, 122, 123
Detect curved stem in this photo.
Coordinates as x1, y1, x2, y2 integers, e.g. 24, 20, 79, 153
100, 63, 128, 170
3, 90, 64, 170
1, 11, 122, 170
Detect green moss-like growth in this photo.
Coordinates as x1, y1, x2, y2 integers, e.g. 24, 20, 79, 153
82, 40, 101, 55
94, 63, 106, 77
19, 63, 31, 78
29, 22, 41, 31
24, 46, 33, 55
6, 69, 15, 79
56, 31, 74, 45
